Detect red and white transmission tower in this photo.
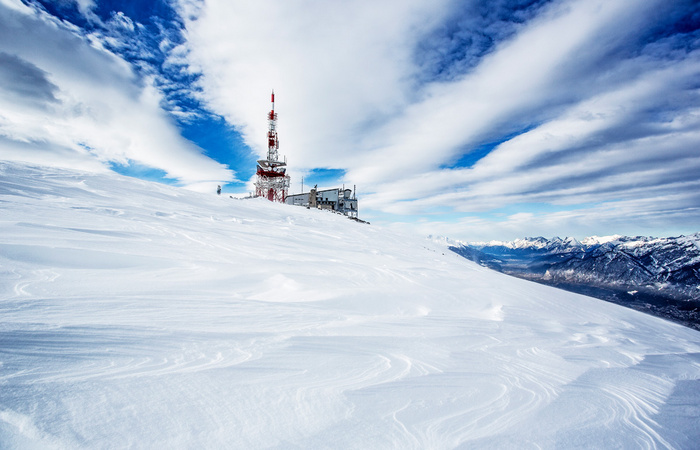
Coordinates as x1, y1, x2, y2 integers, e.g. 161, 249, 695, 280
254, 90, 290, 202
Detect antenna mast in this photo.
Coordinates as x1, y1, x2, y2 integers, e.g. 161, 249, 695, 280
254, 90, 290, 202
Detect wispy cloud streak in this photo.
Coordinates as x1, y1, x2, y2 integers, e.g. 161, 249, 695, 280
0, 0, 233, 190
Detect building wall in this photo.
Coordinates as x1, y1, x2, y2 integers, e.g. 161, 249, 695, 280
285, 187, 358, 218
317, 189, 338, 203
285, 193, 308, 206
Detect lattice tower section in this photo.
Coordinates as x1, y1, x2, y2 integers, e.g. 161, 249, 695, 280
254, 90, 290, 202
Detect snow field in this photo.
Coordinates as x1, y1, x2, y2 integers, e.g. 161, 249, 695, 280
1, 162, 699, 448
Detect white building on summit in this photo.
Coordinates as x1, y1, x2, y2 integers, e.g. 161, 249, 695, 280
285, 186, 358, 218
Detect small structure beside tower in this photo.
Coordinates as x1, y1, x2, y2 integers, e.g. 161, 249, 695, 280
285, 186, 358, 219
254, 90, 290, 202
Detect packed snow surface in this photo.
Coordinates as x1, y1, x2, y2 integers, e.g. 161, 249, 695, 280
1, 162, 700, 449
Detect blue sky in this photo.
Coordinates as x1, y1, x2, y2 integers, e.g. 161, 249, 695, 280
1, 0, 699, 241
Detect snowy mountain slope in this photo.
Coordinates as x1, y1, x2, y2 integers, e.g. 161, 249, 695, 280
451, 235, 700, 329
1, 162, 700, 449
464, 235, 700, 291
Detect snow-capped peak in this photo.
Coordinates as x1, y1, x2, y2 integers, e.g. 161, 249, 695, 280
581, 234, 624, 246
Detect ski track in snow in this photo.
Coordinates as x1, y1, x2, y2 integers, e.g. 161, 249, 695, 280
1, 162, 700, 448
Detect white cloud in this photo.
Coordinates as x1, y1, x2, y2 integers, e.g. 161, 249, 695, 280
348, 0, 667, 185
385, 186, 700, 243
0, 0, 234, 190
178, 0, 452, 168
360, 48, 700, 216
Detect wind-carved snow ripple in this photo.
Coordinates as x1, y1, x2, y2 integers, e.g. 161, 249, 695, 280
0, 326, 255, 384
241, 334, 447, 445
354, 345, 579, 448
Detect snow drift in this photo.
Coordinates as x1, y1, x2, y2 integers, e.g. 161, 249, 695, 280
1, 162, 699, 448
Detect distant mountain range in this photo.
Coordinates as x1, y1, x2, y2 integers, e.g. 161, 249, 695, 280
447, 234, 700, 329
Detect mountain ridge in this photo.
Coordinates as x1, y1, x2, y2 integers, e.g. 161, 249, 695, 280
449, 234, 700, 329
